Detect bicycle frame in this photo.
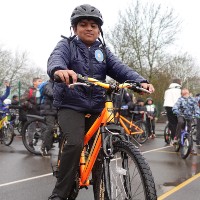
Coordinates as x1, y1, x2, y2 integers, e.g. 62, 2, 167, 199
115, 112, 144, 135
79, 102, 114, 187
0, 114, 8, 129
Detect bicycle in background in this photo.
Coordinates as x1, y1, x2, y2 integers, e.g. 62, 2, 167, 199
20, 115, 60, 155
0, 106, 15, 146
161, 111, 172, 144
115, 109, 148, 145
173, 115, 193, 159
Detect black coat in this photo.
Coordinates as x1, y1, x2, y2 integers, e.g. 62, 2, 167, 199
40, 81, 57, 116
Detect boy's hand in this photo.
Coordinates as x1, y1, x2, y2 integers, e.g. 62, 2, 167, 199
54, 70, 77, 85
141, 83, 155, 93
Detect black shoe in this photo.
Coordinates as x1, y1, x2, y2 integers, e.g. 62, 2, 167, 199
48, 194, 64, 200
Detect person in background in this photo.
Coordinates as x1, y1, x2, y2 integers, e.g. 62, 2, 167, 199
0, 81, 10, 109
20, 77, 43, 148
11, 95, 19, 105
113, 89, 132, 117
131, 98, 147, 121
172, 88, 200, 154
47, 4, 154, 200
163, 78, 181, 142
145, 97, 157, 138
40, 79, 57, 156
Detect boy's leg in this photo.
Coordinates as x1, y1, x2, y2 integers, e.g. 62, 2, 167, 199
51, 108, 85, 199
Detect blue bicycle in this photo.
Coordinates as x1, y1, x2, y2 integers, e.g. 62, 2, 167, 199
174, 115, 193, 159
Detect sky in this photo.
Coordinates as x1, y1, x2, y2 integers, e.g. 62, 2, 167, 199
0, 0, 200, 70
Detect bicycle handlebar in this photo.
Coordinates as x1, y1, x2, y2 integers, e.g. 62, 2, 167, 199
54, 74, 151, 94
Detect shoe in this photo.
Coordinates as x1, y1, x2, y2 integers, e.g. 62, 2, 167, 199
40, 147, 49, 157
148, 135, 152, 139
191, 149, 197, 155
152, 134, 156, 139
48, 194, 64, 200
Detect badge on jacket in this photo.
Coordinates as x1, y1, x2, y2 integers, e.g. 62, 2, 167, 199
95, 49, 104, 62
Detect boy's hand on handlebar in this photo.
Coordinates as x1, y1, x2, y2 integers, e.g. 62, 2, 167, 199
54, 70, 77, 85
140, 83, 155, 93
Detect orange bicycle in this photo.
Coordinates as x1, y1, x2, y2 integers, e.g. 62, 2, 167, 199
114, 109, 148, 145
54, 75, 157, 200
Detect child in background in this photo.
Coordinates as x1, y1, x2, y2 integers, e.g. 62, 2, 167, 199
145, 97, 157, 138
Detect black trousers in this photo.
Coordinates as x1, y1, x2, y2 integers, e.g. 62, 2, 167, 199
146, 118, 155, 136
52, 108, 99, 199
43, 115, 56, 151
165, 107, 178, 139
175, 116, 192, 139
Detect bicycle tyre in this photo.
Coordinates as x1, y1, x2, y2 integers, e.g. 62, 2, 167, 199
21, 118, 47, 155
180, 133, 193, 159
191, 124, 197, 143
133, 120, 148, 144
95, 140, 157, 200
164, 123, 171, 144
2, 123, 15, 146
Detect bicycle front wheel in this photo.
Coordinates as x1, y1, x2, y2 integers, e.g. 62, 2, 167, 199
2, 123, 15, 146
181, 133, 193, 159
95, 140, 157, 200
21, 118, 47, 155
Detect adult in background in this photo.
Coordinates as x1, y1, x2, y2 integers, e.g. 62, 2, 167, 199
163, 78, 181, 142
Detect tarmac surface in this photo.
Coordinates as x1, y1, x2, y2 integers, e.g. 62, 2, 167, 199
1, 122, 200, 200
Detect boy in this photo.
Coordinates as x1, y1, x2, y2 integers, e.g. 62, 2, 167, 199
172, 88, 200, 153
47, 4, 154, 200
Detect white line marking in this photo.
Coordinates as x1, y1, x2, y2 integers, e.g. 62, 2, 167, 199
0, 173, 52, 187
0, 145, 172, 188
142, 145, 171, 154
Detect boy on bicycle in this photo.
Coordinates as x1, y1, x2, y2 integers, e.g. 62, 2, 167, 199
47, 4, 154, 200
172, 88, 200, 149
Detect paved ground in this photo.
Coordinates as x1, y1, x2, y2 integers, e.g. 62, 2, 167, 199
1, 122, 200, 200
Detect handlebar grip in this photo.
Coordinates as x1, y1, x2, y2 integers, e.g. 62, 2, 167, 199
53, 74, 73, 84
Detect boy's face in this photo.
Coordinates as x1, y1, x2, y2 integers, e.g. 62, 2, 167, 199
73, 19, 100, 47
33, 79, 42, 88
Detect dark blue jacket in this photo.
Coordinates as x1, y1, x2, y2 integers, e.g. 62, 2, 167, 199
0, 86, 10, 109
47, 37, 148, 113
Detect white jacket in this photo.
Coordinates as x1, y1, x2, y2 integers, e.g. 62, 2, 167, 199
163, 83, 181, 107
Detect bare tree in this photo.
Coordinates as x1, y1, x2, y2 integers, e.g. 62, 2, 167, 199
0, 46, 47, 96
106, 0, 181, 81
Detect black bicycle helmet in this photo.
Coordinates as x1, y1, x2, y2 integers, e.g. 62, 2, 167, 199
70, 4, 103, 26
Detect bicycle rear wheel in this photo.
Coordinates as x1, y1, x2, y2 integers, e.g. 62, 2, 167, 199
181, 133, 193, 159
95, 140, 157, 200
2, 123, 15, 146
164, 123, 171, 144
133, 120, 148, 144
21, 118, 47, 155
